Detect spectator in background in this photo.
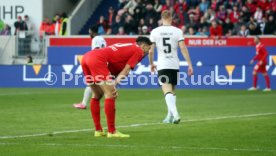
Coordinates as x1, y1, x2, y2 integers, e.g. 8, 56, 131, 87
248, 22, 261, 35
198, 16, 209, 31
144, 3, 156, 22
240, 6, 251, 23
111, 15, 124, 34
209, 21, 222, 38
14, 16, 28, 35
239, 24, 249, 37
246, 0, 257, 14
147, 17, 158, 32
154, 0, 163, 19
97, 15, 110, 35
216, 5, 227, 22
40, 17, 54, 36
60, 12, 68, 36
263, 15, 276, 35
247, 16, 257, 27
53, 13, 62, 36
0, 24, 11, 35
258, 0, 270, 11
196, 26, 209, 36
124, 15, 137, 35
174, 0, 188, 14
186, 14, 199, 31
108, 7, 116, 26
187, 27, 196, 35
223, 18, 234, 36
123, 0, 138, 15
229, 5, 240, 24
254, 7, 263, 24
141, 26, 150, 35
0, 19, 4, 32
24, 15, 34, 33
204, 8, 216, 24
117, 26, 126, 35
199, 0, 209, 13
162, 0, 171, 11
259, 17, 267, 34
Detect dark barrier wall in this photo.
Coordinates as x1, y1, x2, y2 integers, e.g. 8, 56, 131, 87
0, 37, 275, 89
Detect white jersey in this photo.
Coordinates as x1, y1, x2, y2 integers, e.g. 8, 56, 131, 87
150, 25, 184, 70
92, 36, 107, 50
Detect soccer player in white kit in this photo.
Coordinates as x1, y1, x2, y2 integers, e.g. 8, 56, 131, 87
149, 10, 193, 123
73, 25, 107, 109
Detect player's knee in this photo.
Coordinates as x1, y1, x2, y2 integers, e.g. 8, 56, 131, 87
252, 71, 257, 75
92, 93, 103, 100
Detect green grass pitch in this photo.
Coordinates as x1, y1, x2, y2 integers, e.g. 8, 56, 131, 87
0, 88, 275, 156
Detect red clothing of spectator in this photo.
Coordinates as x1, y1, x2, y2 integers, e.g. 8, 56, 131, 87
39, 22, 54, 36
246, 1, 257, 13
210, 25, 223, 37
229, 11, 240, 23
174, 1, 188, 14
271, 0, 276, 12
257, 0, 270, 11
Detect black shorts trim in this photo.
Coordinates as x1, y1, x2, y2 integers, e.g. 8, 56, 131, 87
158, 69, 179, 85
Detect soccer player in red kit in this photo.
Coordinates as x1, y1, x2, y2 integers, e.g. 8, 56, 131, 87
248, 36, 271, 92
81, 37, 152, 138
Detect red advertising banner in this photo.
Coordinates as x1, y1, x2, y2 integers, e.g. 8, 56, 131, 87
49, 36, 276, 47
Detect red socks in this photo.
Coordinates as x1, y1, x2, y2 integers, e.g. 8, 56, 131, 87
104, 98, 116, 133
265, 75, 271, 89
253, 75, 258, 88
90, 98, 116, 133
90, 98, 102, 131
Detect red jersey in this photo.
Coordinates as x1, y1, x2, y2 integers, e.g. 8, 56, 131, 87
254, 43, 268, 63
86, 43, 144, 75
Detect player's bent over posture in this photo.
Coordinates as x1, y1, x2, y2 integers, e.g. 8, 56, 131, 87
81, 37, 152, 138
73, 25, 107, 109
248, 36, 271, 92
149, 10, 193, 124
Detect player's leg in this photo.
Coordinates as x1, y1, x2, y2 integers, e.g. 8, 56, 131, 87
262, 72, 271, 91
73, 86, 92, 109
159, 69, 180, 124
248, 69, 258, 91
99, 81, 129, 138
90, 84, 105, 136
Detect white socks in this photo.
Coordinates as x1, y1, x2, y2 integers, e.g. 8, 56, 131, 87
165, 93, 179, 118
81, 87, 92, 106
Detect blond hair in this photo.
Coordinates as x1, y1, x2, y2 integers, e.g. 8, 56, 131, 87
161, 10, 172, 20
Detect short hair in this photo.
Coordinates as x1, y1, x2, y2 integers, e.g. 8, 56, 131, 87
89, 25, 98, 34
136, 36, 152, 45
161, 10, 172, 20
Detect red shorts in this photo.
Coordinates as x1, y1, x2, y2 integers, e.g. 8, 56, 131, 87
81, 53, 112, 84
254, 63, 267, 73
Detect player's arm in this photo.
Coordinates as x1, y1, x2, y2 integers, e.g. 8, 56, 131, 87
179, 41, 193, 76
149, 44, 157, 72
114, 64, 131, 86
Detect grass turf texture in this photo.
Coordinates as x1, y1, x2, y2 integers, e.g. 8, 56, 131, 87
0, 89, 275, 156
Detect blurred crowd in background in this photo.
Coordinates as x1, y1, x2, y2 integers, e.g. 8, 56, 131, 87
93, 0, 276, 37
1, 0, 276, 37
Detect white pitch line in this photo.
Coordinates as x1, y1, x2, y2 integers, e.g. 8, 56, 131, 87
0, 142, 275, 153
0, 112, 275, 139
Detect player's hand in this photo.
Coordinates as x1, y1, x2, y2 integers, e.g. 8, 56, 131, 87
112, 87, 118, 98
188, 66, 193, 76
250, 60, 254, 65
150, 64, 157, 73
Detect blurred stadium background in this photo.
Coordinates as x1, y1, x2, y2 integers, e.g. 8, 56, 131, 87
0, 0, 275, 155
